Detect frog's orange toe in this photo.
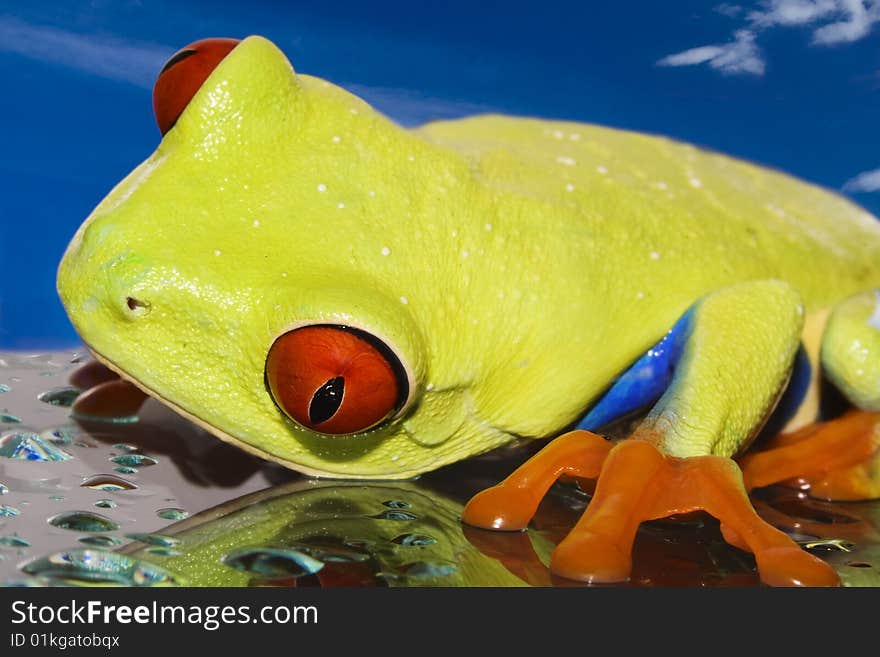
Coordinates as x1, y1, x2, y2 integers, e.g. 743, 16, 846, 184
754, 547, 840, 587
551, 531, 632, 583
462, 484, 537, 531
740, 410, 880, 501
463, 430, 613, 532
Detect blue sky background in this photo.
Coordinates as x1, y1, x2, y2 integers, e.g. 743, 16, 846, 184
2, 0, 879, 348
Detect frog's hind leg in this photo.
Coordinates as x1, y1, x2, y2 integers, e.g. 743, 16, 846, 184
466, 280, 840, 586
739, 290, 880, 501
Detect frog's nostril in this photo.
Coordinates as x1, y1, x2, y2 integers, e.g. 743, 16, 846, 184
125, 296, 151, 317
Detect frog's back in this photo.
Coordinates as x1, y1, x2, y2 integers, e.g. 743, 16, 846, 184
418, 115, 880, 310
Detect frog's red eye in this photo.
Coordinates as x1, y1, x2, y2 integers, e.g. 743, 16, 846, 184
152, 37, 241, 136
265, 326, 408, 435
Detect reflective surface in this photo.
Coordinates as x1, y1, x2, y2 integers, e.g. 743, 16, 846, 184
1, 350, 878, 586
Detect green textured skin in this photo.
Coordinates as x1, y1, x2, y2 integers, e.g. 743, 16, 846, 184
822, 290, 880, 410
57, 36, 880, 478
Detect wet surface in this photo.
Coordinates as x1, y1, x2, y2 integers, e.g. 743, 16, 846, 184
1, 350, 879, 586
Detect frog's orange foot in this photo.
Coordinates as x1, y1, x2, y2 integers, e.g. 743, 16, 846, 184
69, 360, 149, 422
740, 410, 880, 501
551, 530, 632, 583
552, 440, 839, 586
462, 430, 613, 531
466, 433, 840, 587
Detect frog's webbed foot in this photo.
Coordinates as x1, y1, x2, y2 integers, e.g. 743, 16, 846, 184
740, 410, 880, 501
69, 360, 149, 422
553, 439, 837, 586
465, 433, 839, 586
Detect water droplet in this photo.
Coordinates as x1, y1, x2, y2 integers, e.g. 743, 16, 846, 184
49, 495, 64, 502
0, 536, 30, 548
157, 508, 188, 520
125, 533, 179, 548
382, 500, 411, 509
400, 560, 457, 579
391, 533, 438, 547
80, 475, 137, 491
799, 538, 855, 553
221, 548, 324, 579
111, 454, 157, 468
0, 431, 73, 462
290, 539, 370, 563
0, 412, 22, 424
115, 466, 138, 475
21, 549, 181, 586
40, 426, 78, 445
370, 510, 419, 521
48, 511, 120, 533
78, 535, 123, 548
0, 484, 7, 495
146, 547, 180, 557
37, 386, 80, 407
0, 505, 20, 518
94, 499, 117, 509
0, 384, 9, 393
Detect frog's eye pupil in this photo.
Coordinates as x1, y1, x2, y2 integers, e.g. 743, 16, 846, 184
152, 37, 240, 136
309, 377, 345, 425
158, 48, 197, 75
265, 325, 408, 435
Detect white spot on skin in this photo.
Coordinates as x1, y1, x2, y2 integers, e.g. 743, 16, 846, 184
655, 181, 668, 190
381, 246, 391, 256
391, 455, 399, 461
368, 190, 376, 197
213, 249, 222, 256
317, 183, 327, 193
332, 135, 341, 143
399, 297, 408, 305
252, 219, 260, 227
485, 223, 493, 231
472, 318, 479, 325
461, 250, 469, 259
636, 291, 645, 299
596, 165, 608, 175
650, 251, 661, 260
338, 202, 345, 209
565, 183, 575, 192
426, 383, 435, 391
408, 155, 415, 162
689, 177, 702, 188
568, 132, 581, 141
281, 272, 288, 278
551, 130, 564, 139
350, 108, 359, 115
557, 156, 577, 166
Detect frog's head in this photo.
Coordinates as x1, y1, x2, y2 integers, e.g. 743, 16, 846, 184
57, 36, 512, 479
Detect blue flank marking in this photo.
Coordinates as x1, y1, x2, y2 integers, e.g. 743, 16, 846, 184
576, 308, 693, 432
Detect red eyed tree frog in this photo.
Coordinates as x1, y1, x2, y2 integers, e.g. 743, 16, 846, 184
58, 36, 880, 587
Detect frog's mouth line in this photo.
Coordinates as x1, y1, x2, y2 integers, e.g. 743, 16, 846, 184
80, 344, 501, 481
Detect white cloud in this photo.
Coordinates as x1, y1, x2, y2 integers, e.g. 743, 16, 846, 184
812, 0, 878, 43
843, 167, 880, 192
659, 1, 880, 76
658, 29, 765, 75
0, 15, 173, 88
